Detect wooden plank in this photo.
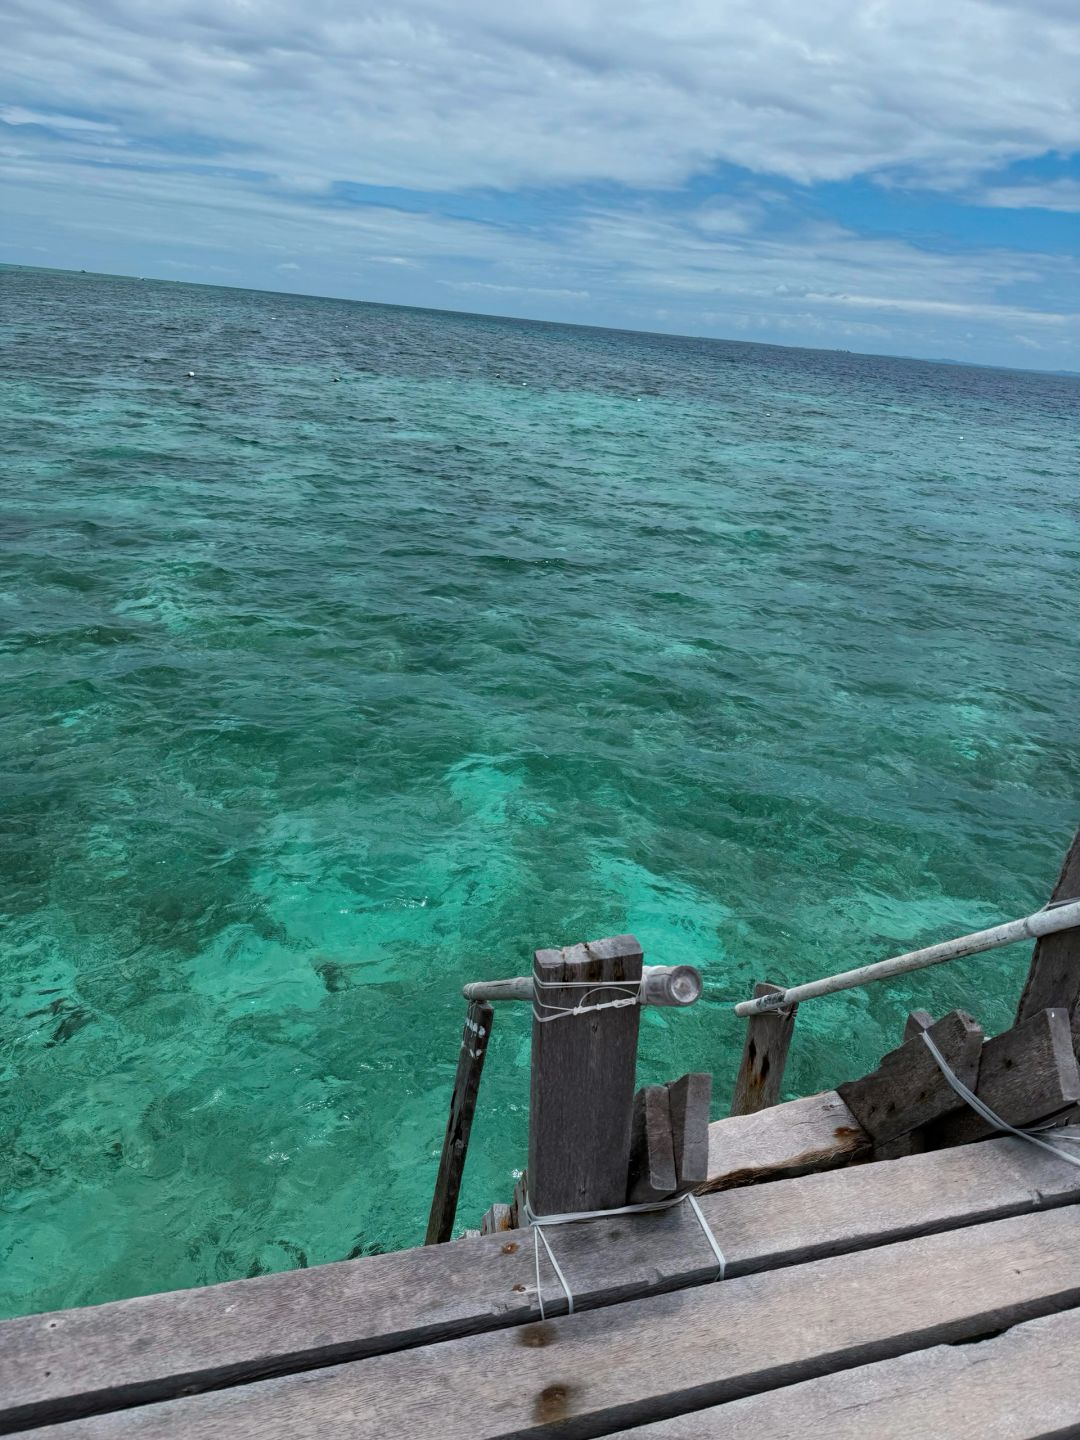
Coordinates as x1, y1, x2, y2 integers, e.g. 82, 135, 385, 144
479, 1203, 512, 1236
837, 1009, 983, 1143
702, 1089, 869, 1190
606, 1306, 1080, 1438
424, 1000, 494, 1245
928, 1006, 1080, 1147
903, 1009, 933, 1042
729, 982, 797, 1115
508, 1172, 529, 1229
22, 1208, 1080, 1439
1017, 828, 1080, 1032
528, 934, 643, 1215
665, 1073, 711, 1191
627, 1086, 677, 1202
8, 1129, 1080, 1433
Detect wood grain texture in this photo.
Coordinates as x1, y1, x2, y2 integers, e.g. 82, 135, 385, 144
528, 934, 643, 1215
665, 1073, 711, 1191
479, 1203, 512, 1236
21, 1208, 1080, 1440
1017, 828, 1080, 1031
702, 1089, 870, 1191
627, 1086, 677, 1203
606, 1306, 1080, 1439
928, 1007, 1080, 1147
424, 999, 494, 1245
6, 1129, 1080, 1433
837, 1009, 983, 1143
729, 983, 798, 1116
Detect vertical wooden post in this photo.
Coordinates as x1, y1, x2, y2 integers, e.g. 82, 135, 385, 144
527, 934, 643, 1216
730, 981, 798, 1117
425, 999, 494, 1245
1016, 828, 1080, 1036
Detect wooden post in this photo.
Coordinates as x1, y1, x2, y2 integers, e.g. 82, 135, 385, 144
527, 934, 643, 1216
1016, 828, 1080, 1038
730, 982, 798, 1116
424, 1000, 494, 1245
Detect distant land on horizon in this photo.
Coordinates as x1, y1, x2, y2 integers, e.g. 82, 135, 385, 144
6, 261, 1080, 384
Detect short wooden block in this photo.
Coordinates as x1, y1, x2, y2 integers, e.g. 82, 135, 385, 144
837, 1009, 983, 1144
627, 1084, 677, 1202
479, 1203, 512, 1236
666, 1073, 712, 1191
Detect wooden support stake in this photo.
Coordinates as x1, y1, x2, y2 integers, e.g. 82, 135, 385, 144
424, 1000, 494, 1245
479, 1203, 512, 1236
903, 1010, 934, 1042
928, 1007, 1080, 1148
666, 1072, 712, 1191
1017, 827, 1080, 1037
836, 1009, 983, 1144
730, 981, 797, 1116
528, 933, 643, 1216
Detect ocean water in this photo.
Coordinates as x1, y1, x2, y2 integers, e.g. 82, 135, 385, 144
1, 264, 1077, 1319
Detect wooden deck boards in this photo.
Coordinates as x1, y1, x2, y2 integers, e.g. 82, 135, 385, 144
5, 1132, 1080, 1438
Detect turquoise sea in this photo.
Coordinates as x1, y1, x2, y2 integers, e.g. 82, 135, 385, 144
1, 264, 1077, 1319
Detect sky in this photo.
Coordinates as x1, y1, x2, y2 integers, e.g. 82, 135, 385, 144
3, 0, 1080, 368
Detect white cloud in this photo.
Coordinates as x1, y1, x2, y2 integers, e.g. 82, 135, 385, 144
975, 179, 1080, 212
3, 0, 1080, 193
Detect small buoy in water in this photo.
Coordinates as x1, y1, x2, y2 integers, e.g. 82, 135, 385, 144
186, 371, 195, 378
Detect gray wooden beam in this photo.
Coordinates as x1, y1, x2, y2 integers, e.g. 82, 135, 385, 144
528, 933, 643, 1215
21, 1208, 1080, 1439
424, 999, 493, 1245
837, 1009, 983, 1143
606, 1306, 1080, 1438
702, 1089, 870, 1190
1017, 828, 1080, 1036
729, 982, 797, 1116
5, 1130, 1080, 1433
627, 1086, 677, 1202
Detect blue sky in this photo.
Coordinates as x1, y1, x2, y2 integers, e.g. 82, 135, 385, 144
3, 0, 1080, 368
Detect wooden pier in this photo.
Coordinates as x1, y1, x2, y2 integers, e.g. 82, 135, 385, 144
2, 830, 1080, 1438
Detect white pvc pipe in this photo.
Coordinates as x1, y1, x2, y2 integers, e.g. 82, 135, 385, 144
733, 899, 1080, 1017
462, 964, 703, 1008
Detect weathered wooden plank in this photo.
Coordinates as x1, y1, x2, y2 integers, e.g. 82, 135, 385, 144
508, 1171, 529, 1229
606, 1306, 1080, 1438
902, 1009, 933, 1042
627, 1085, 677, 1202
928, 1006, 1080, 1147
837, 1009, 983, 1143
702, 1089, 869, 1190
478, 1203, 512, 1236
729, 982, 797, 1115
528, 934, 643, 1215
665, 1073, 711, 1191
424, 999, 494, 1245
22, 1208, 1080, 1439
8, 1129, 1078, 1433
1017, 828, 1080, 1031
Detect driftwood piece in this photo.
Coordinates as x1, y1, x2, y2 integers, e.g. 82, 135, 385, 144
1017, 828, 1080, 1035
607, 1306, 1080, 1439
666, 1073, 712, 1191
478, 1203, 512, 1236
627, 1086, 677, 1202
928, 1006, 1080, 1148
25, 1208, 1080, 1440
729, 982, 797, 1116
528, 934, 643, 1215
702, 1089, 869, 1191
424, 999, 494, 1245
837, 1009, 983, 1144
5, 1131, 1080, 1433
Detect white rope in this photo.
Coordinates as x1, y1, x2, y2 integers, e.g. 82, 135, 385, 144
524, 1189, 726, 1319
531, 974, 645, 1025
920, 1030, 1080, 1170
